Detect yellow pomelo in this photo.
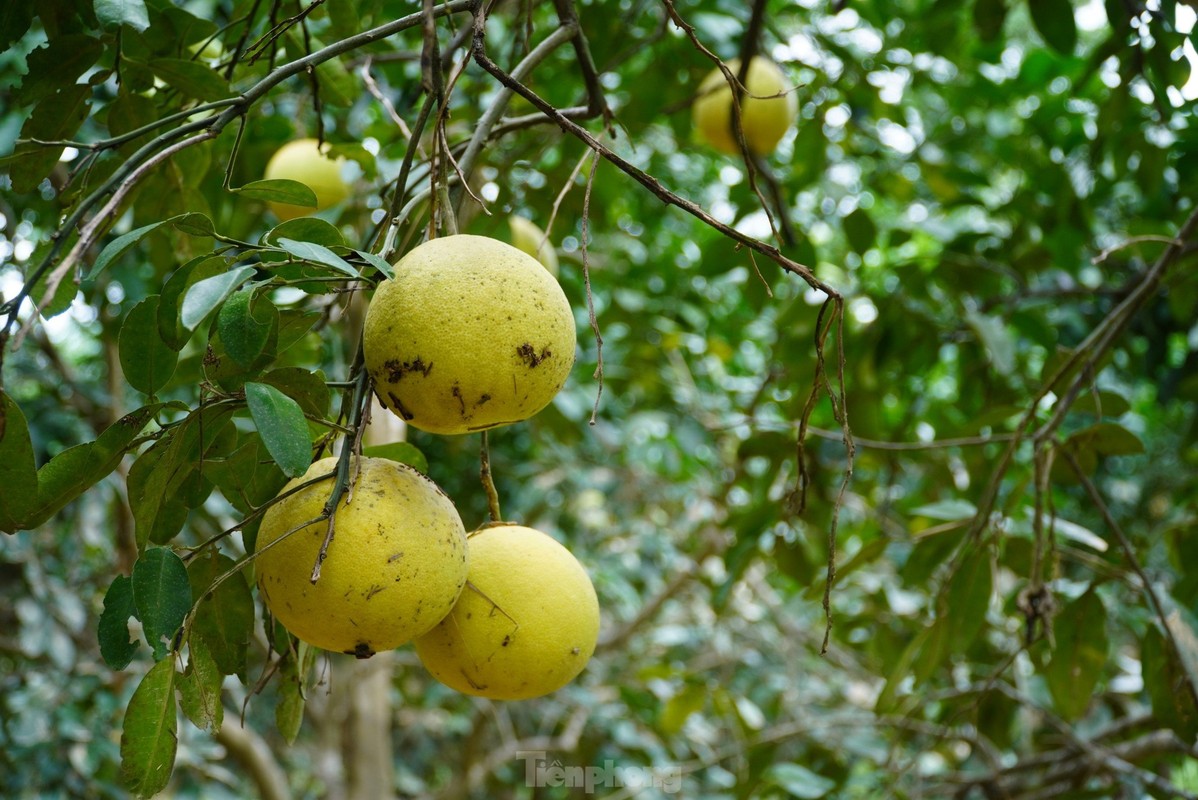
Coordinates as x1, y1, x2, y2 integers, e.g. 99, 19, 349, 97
255, 456, 468, 657
414, 525, 600, 700
263, 138, 349, 221
363, 234, 576, 435
508, 215, 559, 277
692, 56, 796, 156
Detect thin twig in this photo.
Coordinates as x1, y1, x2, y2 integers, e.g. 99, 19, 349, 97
480, 429, 502, 523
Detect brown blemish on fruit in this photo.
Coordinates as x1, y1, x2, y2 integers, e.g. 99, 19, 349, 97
516, 342, 552, 367
365, 584, 384, 599
382, 356, 432, 382
386, 391, 414, 420
451, 384, 467, 416
475, 393, 491, 408
349, 642, 375, 659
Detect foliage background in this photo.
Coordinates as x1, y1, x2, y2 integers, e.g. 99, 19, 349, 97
1, 0, 1197, 798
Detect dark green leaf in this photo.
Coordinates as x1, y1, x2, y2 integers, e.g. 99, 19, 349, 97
119, 658, 177, 798
98, 575, 141, 670
354, 250, 395, 280
0, 4, 34, 51
942, 547, 992, 651
132, 547, 193, 660
276, 237, 359, 278
264, 217, 346, 248
18, 405, 161, 532
181, 265, 256, 330
235, 179, 318, 207
148, 58, 230, 101
90, 221, 167, 280
361, 441, 429, 474
0, 391, 38, 532
261, 367, 330, 419
275, 645, 314, 745
187, 551, 253, 677
172, 212, 215, 238
15, 34, 104, 106
217, 289, 273, 368
159, 256, 227, 349
1045, 588, 1107, 720
244, 382, 313, 478
12, 85, 92, 193
120, 296, 179, 396
973, 0, 1007, 42
178, 636, 223, 734
1029, 0, 1078, 54
95, 0, 150, 31
1143, 625, 1198, 740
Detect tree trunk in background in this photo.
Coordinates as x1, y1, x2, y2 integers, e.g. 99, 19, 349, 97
344, 651, 398, 800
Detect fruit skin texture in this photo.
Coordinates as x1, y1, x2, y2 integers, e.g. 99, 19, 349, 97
692, 56, 796, 156
263, 138, 349, 221
363, 234, 576, 435
255, 456, 468, 657
414, 525, 600, 700
508, 215, 560, 277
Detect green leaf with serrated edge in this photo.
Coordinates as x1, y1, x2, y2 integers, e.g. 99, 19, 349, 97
1029, 0, 1078, 54
16, 34, 104, 106
244, 382, 312, 478
120, 296, 179, 396
148, 57, 229, 101
178, 637, 223, 733
276, 238, 359, 278
119, 657, 177, 798
17, 405, 161, 532
235, 179, 318, 206
89, 221, 166, 280
96, 0, 150, 31
217, 289, 272, 368
172, 212, 215, 238
132, 548, 192, 660
0, 391, 38, 532
1045, 588, 1108, 720
159, 256, 227, 349
361, 442, 429, 474
98, 575, 141, 670
261, 367, 330, 419
129, 405, 235, 549
354, 250, 395, 280
181, 264, 256, 330
187, 551, 253, 677
943, 547, 992, 652
264, 217, 346, 248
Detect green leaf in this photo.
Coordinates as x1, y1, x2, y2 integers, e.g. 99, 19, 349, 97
17, 405, 161, 532
98, 575, 141, 670
942, 547, 992, 651
355, 249, 395, 280
275, 644, 314, 745
0, 4, 34, 52
120, 296, 180, 396
16, 34, 105, 106
119, 658, 177, 798
159, 256, 228, 349
264, 218, 346, 249
910, 499, 977, 521
181, 265, 256, 331
276, 237, 360, 278
261, 367, 330, 419
1029, 0, 1078, 54
235, 179, 318, 207
1045, 588, 1107, 720
172, 212, 215, 238
95, 0, 150, 31
217, 289, 273, 368
843, 207, 877, 255
12, 84, 92, 193
244, 382, 313, 478
361, 441, 429, 474
132, 547, 193, 660
187, 551, 253, 677
89, 221, 167, 280
763, 763, 835, 798
178, 636, 223, 734
0, 391, 38, 532
148, 57, 230, 101
965, 309, 1016, 376
659, 683, 706, 736
1143, 625, 1198, 740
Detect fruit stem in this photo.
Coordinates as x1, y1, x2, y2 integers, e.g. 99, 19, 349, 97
480, 430, 502, 523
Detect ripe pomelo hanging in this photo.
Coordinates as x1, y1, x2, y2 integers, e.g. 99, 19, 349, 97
363, 234, 576, 435
692, 56, 796, 156
263, 138, 349, 220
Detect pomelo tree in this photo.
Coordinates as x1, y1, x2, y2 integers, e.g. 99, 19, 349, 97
1, 0, 1197, 798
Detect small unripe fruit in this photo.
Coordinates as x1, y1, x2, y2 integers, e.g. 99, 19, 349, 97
692, 56, 796, 156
